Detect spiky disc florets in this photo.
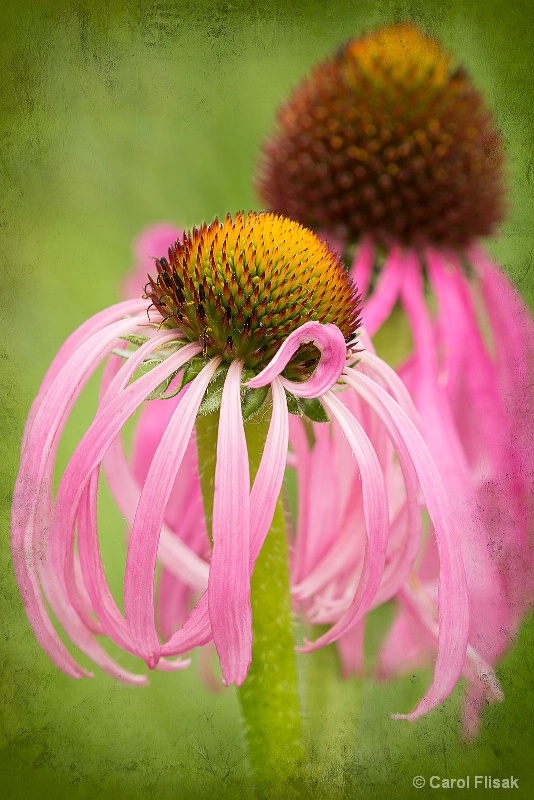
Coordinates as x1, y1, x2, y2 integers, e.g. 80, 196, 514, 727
146, 211, 360, 371
258, 24, 504, 249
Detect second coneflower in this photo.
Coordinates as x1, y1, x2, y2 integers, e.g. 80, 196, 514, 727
257, 23, 534, 735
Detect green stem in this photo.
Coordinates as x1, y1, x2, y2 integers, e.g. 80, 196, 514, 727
196, 400, 305, 797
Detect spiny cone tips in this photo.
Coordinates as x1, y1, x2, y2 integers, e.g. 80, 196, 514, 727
257, 23, 505, 249
146, 211, 360, 371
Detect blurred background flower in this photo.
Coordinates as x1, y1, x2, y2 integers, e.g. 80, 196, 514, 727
1, 1, 533, 798
256, 21, 534, 739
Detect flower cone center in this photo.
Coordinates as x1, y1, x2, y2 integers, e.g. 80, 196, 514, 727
258, 24, 504, 249
146, 211, 360, 371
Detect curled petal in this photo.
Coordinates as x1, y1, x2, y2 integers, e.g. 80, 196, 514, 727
245, 321, 347, 398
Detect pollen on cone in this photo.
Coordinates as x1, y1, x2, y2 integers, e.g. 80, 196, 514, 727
257, 24, 505, 249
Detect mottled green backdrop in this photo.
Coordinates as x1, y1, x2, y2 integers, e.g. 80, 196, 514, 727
1, 1, 533, 798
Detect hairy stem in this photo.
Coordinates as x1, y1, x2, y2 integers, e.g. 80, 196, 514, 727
196, 400, 304, 797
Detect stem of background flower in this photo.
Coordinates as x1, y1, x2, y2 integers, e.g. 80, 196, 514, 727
196, 400, 305, 797
305, 634, 354, 781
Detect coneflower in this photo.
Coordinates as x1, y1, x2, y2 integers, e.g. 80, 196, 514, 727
13, 212, 468, 787
257, 23, 534, 735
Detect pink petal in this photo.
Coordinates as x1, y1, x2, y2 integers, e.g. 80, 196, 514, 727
246, 321, 347, 398
208, 361, 252, 686
349, 236, 375, 299
11, 311, 148, 678
300, 390, 389, 650
403, 254, 514, 674
247, 378, 290, 564
343, 368, 469, 720
98, 352, 209, 592
356, 245, 404, 336
160, 377, 289, 660
49, 341, 201, 664
25, 299, 147, 429
123, 357, 220, 666
358, 349, 419, 425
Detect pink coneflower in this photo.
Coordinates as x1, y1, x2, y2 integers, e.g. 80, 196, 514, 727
12, 211, 469, 730
257, 23, 534, 734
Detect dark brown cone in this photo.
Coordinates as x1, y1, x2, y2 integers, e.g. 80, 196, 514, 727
257, 24, 505, 250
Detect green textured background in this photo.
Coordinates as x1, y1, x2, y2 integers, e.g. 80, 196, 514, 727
1, 1, 533, 797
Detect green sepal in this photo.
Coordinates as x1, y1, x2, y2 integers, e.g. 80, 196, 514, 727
157, 373, 186, 400
240, 371, 269, 421
119, 333, 149, 347
297, 396, 329, 423
194, 365, 271, 420
346, 356, 362, 370
285, 390, 302, 416
179, 356, 209, 391
145, 371, 177, 400
111, 347, 134, 359
241, 386, 269, 420
196, 365, 228, 417
139, 357, 165, 371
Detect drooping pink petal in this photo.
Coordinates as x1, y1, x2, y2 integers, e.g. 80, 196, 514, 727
61, 330, 183, 630
208, 361, 252, 686
343, 367, 469, 720
358, 347, 419, 425
400, 253, 472, 483
349, 236, 375, 299
11, 309, 149, 678
161, 377, 289, 659
98, 351, 209, 593
426, 250, 515, 648
247, 378, 290, 563
470, 245, 534, 611
380, 580, 503, 732
123, 357, 220, 666
24, 299, 147, 435
356, 245, 404, 336
402, 253, 515, 695
103, 423, 209, 591
300, 389, 389, 650
47, 341, 201, 667
77, 470, 132, 649
246, 321, 347, 397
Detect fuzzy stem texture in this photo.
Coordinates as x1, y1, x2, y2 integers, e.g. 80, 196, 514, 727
196, 401, 305, 798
